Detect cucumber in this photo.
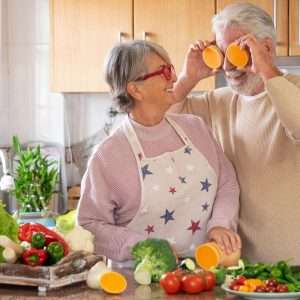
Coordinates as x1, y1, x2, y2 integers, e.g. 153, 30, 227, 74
179, 258, 196, 271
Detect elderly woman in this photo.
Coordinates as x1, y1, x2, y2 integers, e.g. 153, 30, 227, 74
77, 40, 240, 262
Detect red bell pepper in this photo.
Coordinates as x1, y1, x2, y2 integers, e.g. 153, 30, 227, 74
22, 248, 48, 266
18, 223, 69, 255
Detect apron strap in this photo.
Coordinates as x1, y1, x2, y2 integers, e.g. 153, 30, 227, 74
165, 114, 191, 145
122, 115, 146, 161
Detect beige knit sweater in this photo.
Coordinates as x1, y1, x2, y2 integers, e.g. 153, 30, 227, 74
173, 74, 300, 264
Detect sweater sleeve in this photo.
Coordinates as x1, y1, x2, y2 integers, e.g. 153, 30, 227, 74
266, 75, 300, 141
206, 130, 240, 233
77, 151, 145, 262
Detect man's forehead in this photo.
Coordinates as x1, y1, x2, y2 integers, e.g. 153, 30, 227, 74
215, 26, 248, 50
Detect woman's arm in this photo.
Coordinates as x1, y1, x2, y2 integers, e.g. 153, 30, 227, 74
77, 152, 145, 262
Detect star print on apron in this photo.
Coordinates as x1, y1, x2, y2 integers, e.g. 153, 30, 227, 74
123, 115, 218, 257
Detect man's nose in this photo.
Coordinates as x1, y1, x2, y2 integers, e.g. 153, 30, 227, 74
223, 56, 235, 71
171, 70, 177, 82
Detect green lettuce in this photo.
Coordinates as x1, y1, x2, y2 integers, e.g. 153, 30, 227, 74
0, 201, 19, 263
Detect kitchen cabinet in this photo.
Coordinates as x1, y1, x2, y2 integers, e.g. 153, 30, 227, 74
50, 0, 133, 92
50, 0, 215, 92
289, 0, 300, 55
134, 0, 215, 92
216, 0, 289, 56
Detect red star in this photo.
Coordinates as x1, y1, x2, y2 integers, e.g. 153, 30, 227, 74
145, 224, 154, 234
187, 220, 201, 234
169, 187, 176, 194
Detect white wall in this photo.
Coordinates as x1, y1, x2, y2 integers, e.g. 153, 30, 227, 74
1, 0, 64, 146
1, 0, 123, 187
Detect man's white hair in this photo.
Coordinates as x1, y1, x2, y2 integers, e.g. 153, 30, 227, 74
212, 3, 276, 42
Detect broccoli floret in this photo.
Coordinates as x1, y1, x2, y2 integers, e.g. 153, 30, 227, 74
131, 238, 177, 283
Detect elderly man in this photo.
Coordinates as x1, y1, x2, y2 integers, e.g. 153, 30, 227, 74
173, 3, 300, 264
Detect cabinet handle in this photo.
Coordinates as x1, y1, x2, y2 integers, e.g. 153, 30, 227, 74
143, 32, 148, 40
119, 32, 124, 43
273, 0, 277, 30
298, 0, 300, 45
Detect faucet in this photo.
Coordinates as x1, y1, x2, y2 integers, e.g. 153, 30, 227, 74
0, 149, 15, 191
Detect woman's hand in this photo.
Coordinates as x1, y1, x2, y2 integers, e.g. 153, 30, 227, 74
207, 226, 241, 255
237, 34, 281, 81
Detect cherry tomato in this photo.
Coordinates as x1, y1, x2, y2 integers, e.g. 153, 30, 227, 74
276, 284, 288, 293
255, 285, 266, 293
231, 284, 241, 291
265, 286, 277, 293
203, 271, 216, 291
160, 272, 181, 294
265, 278, 278, 287
235, 275, 247, 285
181, 274, 205, 294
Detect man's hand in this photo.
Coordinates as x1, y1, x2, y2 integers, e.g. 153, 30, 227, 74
237, 34, 282, 80
207, 226, 241, 255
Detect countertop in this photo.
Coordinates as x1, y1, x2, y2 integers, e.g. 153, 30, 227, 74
0, 269, 240, 300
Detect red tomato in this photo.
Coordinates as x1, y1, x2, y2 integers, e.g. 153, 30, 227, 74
203, 271, 216, 291
181, 274, 205, 294
160, 272, 181, 294
172, 268, 187, 281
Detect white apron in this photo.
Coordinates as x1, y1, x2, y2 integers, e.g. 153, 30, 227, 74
124, 115, 218, 257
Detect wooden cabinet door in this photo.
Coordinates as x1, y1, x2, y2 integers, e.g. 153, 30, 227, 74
289, 0, 300, 55
216, 0, 288, 56
134, 0, 215, 91
50, 0, 132, 92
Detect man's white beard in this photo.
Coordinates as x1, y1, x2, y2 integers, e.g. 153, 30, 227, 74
226, 71, 264, 96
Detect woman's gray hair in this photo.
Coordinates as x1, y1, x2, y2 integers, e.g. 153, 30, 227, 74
104, 40, 171, 113
212, 3, 276, 43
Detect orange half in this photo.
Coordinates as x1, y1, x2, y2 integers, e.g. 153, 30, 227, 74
195, 242, 221, 270
99, 271, 127, 294
226, 43, 249, 69
202, 45, 224, 69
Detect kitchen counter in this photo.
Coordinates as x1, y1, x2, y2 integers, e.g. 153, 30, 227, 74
0, 269, 240, 300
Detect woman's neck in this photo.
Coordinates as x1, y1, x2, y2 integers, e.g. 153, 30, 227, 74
129, 107, 167, 126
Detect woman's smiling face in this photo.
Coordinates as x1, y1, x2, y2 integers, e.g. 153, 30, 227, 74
136, 53, 177, 111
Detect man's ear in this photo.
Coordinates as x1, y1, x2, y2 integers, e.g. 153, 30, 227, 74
127, 82, 143, 102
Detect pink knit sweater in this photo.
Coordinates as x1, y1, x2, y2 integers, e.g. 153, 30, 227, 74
77, 113, 239, 261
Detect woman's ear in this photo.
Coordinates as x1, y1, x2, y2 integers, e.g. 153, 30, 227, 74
263, 37, 276, 54
127, 82, 143, 102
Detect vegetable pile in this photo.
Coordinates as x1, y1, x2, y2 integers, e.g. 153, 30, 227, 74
19, 223, 69, 266
131, 238, 177, 284
215, 259, 300, 293
0, 201, 19, 263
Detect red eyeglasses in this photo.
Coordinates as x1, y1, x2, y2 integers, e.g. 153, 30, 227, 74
136, 64, 175, 81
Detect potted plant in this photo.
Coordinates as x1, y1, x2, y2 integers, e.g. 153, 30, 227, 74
11, 136, 59, 225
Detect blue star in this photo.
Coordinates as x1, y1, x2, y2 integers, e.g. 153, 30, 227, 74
184, 146, 192, 154
141, 164, 153, 179
200, 178, 212, 192
179, 176, 187, 183
160, 209, 175, 224
202, 202, 209, 211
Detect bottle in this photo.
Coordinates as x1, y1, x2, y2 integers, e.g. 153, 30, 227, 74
195, 242, 241, 270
